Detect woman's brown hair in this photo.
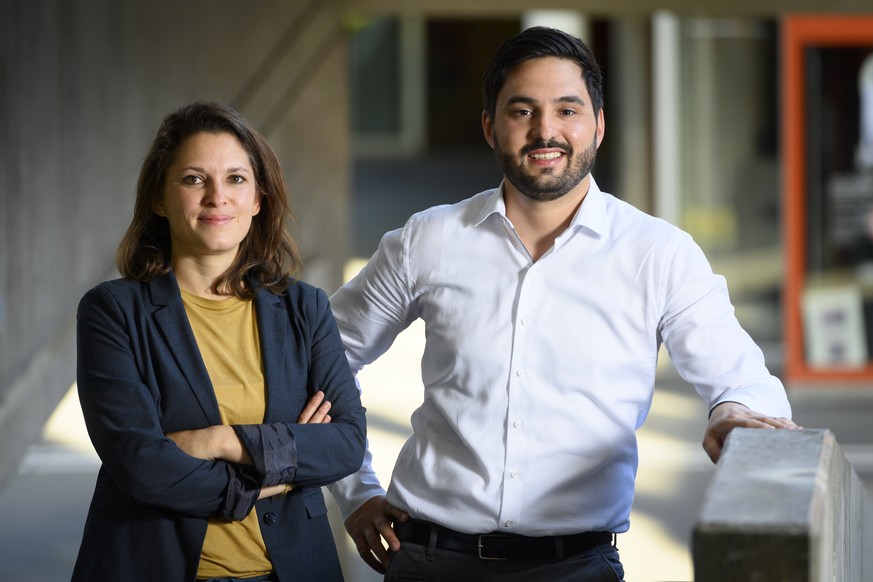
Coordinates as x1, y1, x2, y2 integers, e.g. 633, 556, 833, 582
116, 101, 301, 298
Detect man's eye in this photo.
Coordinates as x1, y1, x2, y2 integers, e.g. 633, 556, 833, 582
560, 109, 577, 116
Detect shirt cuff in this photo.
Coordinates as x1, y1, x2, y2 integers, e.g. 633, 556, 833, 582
709, 382, 792, 419
232, 424, 298, 487
221, 464, 261, 521
326, 448, 387, 521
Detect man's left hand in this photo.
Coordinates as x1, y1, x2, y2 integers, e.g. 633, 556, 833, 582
703, 401, 800, 463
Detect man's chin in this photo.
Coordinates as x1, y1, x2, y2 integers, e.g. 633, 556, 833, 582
517, 186, 571, 203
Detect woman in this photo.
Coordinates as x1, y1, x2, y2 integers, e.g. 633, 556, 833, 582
72, 101, 366, 582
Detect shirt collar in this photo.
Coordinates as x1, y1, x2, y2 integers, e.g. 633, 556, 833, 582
569, 177, 609, 239
473, 177, 610, 239
473, 183, 508, 227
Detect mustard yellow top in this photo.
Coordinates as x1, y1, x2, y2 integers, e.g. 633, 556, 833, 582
181, 291, 272, 579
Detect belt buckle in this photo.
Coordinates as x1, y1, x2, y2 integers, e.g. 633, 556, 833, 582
477, 534, 508, 560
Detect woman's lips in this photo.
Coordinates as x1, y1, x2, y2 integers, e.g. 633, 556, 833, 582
199, 214, 234, 225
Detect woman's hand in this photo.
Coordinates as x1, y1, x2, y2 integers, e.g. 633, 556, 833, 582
257, 391, 333, 499
298, 390, 332, 424
258, 484, 290, 499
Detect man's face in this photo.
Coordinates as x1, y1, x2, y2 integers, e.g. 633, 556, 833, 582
483, 56, 604, 202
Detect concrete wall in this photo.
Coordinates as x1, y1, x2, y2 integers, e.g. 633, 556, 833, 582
693, 428, 873, 581
0, 0, 351, 489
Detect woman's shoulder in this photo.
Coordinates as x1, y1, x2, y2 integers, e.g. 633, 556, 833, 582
80, 274, 178, 310
82, 277, 143, 302
271, 278, 330, 310
280, 278, 323, 298
265, 279, 335, 328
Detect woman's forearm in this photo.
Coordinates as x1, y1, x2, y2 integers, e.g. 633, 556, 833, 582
166, 425, 253, 464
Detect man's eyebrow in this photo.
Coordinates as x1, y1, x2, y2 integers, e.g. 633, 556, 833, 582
556, 95, 586, 106
506, 95, 536, 106
505, 95, 587, 106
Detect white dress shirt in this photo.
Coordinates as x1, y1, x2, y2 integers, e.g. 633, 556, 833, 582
328, 178, 791, 536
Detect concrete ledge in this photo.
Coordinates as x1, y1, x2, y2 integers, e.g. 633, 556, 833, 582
693, 428, 873, 581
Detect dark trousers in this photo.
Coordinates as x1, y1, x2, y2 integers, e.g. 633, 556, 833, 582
385, 521, 625, 582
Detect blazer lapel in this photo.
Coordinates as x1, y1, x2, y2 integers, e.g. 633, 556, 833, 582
255, 286, 289, 423
148, 273, 222, 426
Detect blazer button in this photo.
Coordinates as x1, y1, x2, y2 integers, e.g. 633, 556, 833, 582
263, 512, 277, 526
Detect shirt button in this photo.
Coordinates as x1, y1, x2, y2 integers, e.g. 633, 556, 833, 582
516, 369, 524, 377
505, 520, 514, 528
521, 318, 529, 326
263, 512, 277, 526
513, 419, 522, 428
510, 470, 519, 478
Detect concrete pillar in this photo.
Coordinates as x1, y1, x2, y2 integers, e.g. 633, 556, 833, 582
610, 18, 651, 212
694, 428, 873, 581
652, 11, 681, 226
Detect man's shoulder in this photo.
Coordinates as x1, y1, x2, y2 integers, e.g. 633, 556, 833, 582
601, 191, 689, 243
404, 188, 497, 230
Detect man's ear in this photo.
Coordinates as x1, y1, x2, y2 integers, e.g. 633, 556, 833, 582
595, 108, 605, 149
482, 111, 495, 150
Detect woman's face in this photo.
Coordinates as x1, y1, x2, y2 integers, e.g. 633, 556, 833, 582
156, 131, 260, 266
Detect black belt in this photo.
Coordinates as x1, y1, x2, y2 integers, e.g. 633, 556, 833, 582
394, 519, 613, 560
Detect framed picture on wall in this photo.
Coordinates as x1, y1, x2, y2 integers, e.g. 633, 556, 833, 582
783, 15, 873, 383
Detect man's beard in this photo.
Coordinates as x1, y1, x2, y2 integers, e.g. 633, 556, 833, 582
495, 134, 598, 202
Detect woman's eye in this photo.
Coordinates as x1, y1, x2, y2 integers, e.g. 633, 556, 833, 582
229, 175, 245, 184
182, 175, 203, 185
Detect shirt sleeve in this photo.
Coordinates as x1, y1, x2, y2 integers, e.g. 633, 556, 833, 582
658, 233, 792, 419
326, 226, 419, 519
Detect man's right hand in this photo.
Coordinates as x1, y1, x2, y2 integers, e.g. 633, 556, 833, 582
344, 495, 410, 574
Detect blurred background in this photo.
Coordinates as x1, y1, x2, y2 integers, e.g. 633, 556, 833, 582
2, 1, 873, 580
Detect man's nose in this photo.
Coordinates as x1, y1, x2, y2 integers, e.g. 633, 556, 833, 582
530, 113, 557, 142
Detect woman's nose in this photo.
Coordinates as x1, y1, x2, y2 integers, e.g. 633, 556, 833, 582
203, 180, 227, 206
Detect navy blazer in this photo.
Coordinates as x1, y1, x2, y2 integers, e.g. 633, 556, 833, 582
72, 272, 366, 582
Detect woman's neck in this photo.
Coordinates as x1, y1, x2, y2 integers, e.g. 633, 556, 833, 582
172, 254, 234, 300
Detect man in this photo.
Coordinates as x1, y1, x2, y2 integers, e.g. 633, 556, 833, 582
328, 26, 797, 581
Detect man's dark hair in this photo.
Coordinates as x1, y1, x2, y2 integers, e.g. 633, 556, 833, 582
482, 26, 603, 120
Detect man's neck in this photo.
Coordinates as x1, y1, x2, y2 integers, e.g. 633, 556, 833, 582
503, 177, 590, 261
